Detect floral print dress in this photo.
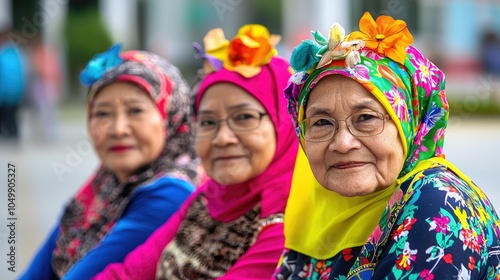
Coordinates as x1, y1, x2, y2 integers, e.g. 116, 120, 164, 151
275, 166, 500, 280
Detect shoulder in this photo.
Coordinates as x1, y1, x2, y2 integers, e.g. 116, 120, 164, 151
135, 175, 195, 194
401, 165, 500, 234
406, 166, 486, 207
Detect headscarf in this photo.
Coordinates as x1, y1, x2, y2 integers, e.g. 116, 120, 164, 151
52, 44, 201, 276
193, 24, 318, 222
282, 12, 468, 259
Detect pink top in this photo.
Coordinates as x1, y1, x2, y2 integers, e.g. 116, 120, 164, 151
92, 187, 285, 279
94, 56, 295, 279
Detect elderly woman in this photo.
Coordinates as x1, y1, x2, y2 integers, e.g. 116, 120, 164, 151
20, 45, 201, 280
93, 24, 317, 280
275, 12, 500, 279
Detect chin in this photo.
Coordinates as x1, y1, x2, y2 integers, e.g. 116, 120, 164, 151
325, 180, 376, 197
214, 177, 245, 185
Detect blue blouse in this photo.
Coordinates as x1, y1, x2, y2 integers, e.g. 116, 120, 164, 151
19, 176, 194, 280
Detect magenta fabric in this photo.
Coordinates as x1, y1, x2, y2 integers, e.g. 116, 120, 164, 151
93, 56, 296, 278
92, 187, 286, 280
195, 56, 296, 222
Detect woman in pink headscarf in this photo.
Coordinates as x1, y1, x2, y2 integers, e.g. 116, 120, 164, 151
93, 24, 318, 280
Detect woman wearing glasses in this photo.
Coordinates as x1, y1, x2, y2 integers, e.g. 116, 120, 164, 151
93, 24, 318, 279
275, 12, 500, 279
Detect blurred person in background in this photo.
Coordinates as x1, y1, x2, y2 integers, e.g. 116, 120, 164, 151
275, 12, 500, 279
19, 44, 202, 280
480, 29, 500, 76
0, 27, 28, 141
93, 24, 318, 280
27, 34, 63, 142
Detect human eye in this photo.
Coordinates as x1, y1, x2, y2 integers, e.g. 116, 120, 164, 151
350, 111, 384, 135
91, 110, 110, 118
197, 116, 217, 128
351, 111, 381, 124
128, 107, 144, 115
309, 116, 335, 127
233, 110, 259, 121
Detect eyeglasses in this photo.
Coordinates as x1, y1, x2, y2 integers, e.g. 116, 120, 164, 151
195, 109, 268, 139
300, 111, 390, 142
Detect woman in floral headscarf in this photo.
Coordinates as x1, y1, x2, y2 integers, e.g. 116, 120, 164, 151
93, 24, 318, 280
275, 12, 500, 279
20, 45, 201, 280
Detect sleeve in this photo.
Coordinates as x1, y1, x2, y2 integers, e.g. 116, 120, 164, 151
63, 178, 194, 280
372, 171, 490, 279
91, 189, 200, 280
218, 223, 285, 280
18, 225, 59, 280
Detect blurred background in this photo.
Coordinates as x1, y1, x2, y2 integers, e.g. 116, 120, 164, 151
0, 0, 499, 279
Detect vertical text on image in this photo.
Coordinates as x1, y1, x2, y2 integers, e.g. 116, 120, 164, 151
6, 162, 17, 273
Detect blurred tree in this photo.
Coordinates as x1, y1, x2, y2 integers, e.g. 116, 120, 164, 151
12, 0, 36, 33
64, 3, 112, 97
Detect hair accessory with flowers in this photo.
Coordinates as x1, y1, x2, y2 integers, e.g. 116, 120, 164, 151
194, 24, 281, 78
80, 43, 124, 86
288, 12, 414, 86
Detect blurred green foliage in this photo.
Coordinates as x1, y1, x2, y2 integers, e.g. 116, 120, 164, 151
448, 97, 500, 116
64, 8, 112, 96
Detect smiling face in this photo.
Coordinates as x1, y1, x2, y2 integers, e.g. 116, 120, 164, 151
195, 83, 276, 185
88, 82, 166, 183
303, 75, 404, 197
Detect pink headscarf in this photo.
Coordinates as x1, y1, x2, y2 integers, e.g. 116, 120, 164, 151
194, 56, 296, 221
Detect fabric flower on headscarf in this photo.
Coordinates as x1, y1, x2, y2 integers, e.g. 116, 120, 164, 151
349, 12, 414, 65
315, 22, 365, 69
196, 24, 280, 78
79, 43, 123, 86
289, 40, 321, 73
288, 23, 365, 87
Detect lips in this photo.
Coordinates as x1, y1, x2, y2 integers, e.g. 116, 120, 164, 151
332, 161, 366, 169
109, 145, 133, 152
214, 155, 244, 162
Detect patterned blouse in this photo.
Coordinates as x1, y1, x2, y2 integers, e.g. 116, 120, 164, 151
275, 166, 500, 279
157, 195, 284, 279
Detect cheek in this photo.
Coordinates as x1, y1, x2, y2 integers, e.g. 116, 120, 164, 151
88, 121, 106, 147
253, 128, 276, 160
195, 141, 210, 168
304, 143, 324, 166
145, 122, 167, 152
374, 134, 404, 179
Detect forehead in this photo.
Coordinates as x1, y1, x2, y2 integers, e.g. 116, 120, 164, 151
308, 75, 373, 102
92, 82, 151, 105
198, 82, 265, 112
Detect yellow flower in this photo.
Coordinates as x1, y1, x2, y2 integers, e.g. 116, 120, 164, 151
204, 28, 230, 61
349, 12, 414, 65
204, 24, 280, 78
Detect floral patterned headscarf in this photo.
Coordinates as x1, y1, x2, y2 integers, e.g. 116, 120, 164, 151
286, 12, 448, 177
283, 12, 451, 259
52, 45, 201, 276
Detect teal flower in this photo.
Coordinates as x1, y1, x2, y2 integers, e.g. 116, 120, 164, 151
290, 40, 320, 73
80, 43, 123, 86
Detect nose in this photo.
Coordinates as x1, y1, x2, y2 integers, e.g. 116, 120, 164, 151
328, 121, 361, 153
211, 120, 238, 146
109, 113, 131, 137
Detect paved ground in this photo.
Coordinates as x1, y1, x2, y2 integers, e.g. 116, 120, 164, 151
0, 107, 499, 279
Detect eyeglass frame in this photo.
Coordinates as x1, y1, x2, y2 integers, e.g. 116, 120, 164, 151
194, 108, 269, 139
300, 111, 391, 142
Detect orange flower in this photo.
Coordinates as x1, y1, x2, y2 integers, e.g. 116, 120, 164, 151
350, 12, 414, 64
204, 24, 280, 78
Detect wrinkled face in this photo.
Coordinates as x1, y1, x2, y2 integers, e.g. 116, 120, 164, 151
88, 82, 166, 183
195, 83, 276, 185
303, 75, 404, 197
